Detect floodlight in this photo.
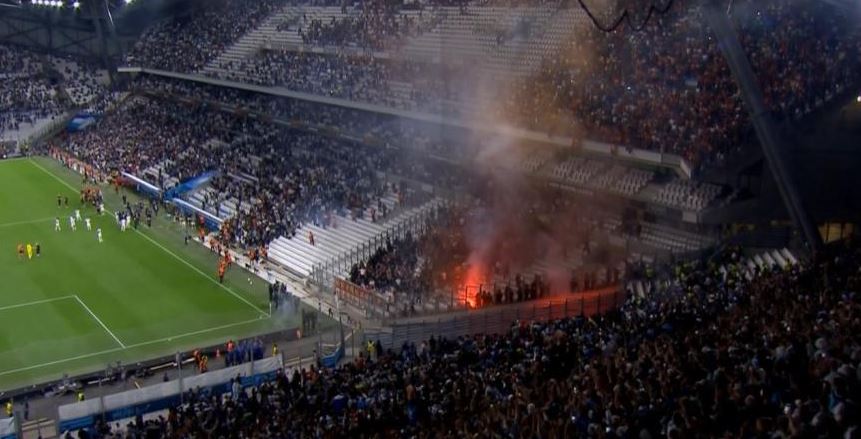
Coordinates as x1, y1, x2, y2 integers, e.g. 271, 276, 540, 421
73, 0, 80, 7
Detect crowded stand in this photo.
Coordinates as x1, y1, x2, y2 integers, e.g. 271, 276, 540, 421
125, 0, 285, 73
132, 76, 734, 213
62, 97, 234, 181
58, 92, 417, 250
81, 242, 860, 438
4, 0, 860, 436
120, 0, 860, 170
344, 189, 623, 315
212, 130, 395, 248
733, 0, 860, 120
50, 55, 110, 109
0, 44, 64, 139
209, 50, 458, 113
348, 207, 471, 308
298, 4, 442, 51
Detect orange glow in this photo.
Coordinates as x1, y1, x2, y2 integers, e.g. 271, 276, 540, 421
460, 264, 488, 308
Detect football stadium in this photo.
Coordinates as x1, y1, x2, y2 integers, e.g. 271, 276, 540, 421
0, 0, 859, 437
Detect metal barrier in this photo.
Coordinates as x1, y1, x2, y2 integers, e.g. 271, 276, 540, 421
364, 289, 625, 350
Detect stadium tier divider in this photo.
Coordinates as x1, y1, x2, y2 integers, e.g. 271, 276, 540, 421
57, 356, 283, 433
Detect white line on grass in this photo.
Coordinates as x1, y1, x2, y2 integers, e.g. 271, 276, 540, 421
0, 217, 56, 229
0, 316, 267, 377
129, 225, 270, 317
0, 295, 76, 312
28, 158, 269, 317
73, 295, 126, 348
0, 157, 30, 164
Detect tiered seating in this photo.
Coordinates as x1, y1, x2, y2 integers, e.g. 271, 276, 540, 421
403, 6, 586, 79
0, 44, 65, 142
267, 196, 445, 277
652, 180, 722, 211
636, 222, 707, 253
125, 0, 285, 73
605, 168, 653, 196
588, 165, 652, 196
51, 57, 109, 107
549, 158, 605, 185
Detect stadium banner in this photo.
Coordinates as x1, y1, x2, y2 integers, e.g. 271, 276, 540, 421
121, 172, 161, 196
163, 170, 218, 199
66, 113, 97, 133
334, 277, 390, 315
320, 343, 345, 368
0, 417, 15, 439
58, 356, 283, 433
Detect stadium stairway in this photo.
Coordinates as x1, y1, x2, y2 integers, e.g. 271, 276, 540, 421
50, 57, 109, 107
267, 196, 445, 279
202, 4, 299, 75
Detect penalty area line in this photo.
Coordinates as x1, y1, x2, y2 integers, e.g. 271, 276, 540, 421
0, 217, 56, 229
0, 315, 269, 377
0, 295, 76, 312
28, 158, 269, 318
74, 295, 126, 348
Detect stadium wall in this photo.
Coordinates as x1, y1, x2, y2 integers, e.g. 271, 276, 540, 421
0, 418, 15, 439
57, 356, 283, 433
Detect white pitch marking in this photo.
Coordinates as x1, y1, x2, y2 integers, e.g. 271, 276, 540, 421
0, 316, 267, 377
74, 295, 126, 348
0, 295, 76, 312
0, 217, 56, 229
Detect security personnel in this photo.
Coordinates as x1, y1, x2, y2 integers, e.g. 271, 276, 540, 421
4, 400, 11, 417
77, 390, 85, 402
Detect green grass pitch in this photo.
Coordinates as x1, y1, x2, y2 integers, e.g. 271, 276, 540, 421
0, 157, 298, 391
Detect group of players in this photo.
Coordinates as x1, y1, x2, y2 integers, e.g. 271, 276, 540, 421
55, 205, 102, 243
16, 242, 40, 260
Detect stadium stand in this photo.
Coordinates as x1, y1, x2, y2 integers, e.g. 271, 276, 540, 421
123, 0, 860, 172
0, 44, 64, 142
5, 0, 861, 436
49, 55, 110, 109
125, 0, 286, 73
68, 243, 860, 438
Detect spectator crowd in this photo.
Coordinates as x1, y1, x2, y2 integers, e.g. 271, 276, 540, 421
126, 0, 285, 73
0, 44, 64, 138
123, 0, 860, 169
77, 241, 861, 438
